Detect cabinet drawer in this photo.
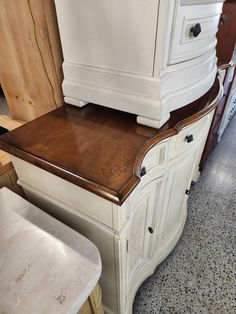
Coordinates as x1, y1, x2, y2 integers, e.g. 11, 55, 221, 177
169, 1, 223, 64
169, 114, 212, 158
142, 140, 169, 173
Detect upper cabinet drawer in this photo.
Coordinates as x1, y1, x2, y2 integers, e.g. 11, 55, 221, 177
169, 1, 223, 64
169, 113, 213, 159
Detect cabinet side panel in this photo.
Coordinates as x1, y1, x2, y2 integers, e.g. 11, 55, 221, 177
20, 180, 117, 314
55, 0, 159, 76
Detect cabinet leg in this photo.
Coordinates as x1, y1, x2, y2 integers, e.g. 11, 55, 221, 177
64, 96, 89, 108
137, 114, 170, 129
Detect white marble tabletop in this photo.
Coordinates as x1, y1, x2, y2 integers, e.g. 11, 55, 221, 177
0, 187, 102, 314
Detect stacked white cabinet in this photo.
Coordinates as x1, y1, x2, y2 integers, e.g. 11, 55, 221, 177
11, 108, 216, 314
55, 0, 224, 128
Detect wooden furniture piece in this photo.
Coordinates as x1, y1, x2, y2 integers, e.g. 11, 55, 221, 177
0, 187, 103, 314
0, 78, 222, 314
200, 0, 236, 169
0, 115, 24, 196
200, 63, 235, 169
216, 0, 236, 66
55, 0, 223, 128
0, 0, 63, 122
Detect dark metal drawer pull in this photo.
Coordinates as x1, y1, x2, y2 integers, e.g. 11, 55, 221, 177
185, 189, 191, 195
140, 167, 147, 177
190, 23, 202, 38
185, 134, 194, 143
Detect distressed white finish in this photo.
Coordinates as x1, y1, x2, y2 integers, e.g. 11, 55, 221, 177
0, 188, 101, 314
55, 0, 223, 128
10, 108, 216, 314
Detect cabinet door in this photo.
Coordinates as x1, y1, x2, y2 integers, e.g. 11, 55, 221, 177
127, 180, 156, 275
161, 152, 195, 238
124, 178, 163, 294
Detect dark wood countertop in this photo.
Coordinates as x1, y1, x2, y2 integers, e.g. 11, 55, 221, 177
0, 78, 222, 205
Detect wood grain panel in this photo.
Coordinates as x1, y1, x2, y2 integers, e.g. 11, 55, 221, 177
0, 0, 63, 121
216, 1, 236, 65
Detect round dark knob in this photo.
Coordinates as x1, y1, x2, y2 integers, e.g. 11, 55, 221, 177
185, 189, 191, 195
190, 23, 202, 38
148, 227, 153, 234
185, 134, 194, 143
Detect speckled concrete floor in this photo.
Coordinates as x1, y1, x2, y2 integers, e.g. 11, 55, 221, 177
133, 115, 236, 314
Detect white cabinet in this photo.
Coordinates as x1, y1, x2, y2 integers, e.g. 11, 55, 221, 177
11, 109, 215, 314
55, 0, 223, 128
127, 183, 155, 276
123, 176, 164, 313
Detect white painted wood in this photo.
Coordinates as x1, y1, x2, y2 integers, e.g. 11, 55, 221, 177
137, 114, 170, 129
64, 97, 89, 108
55, 0, 159, 76
169, 1, 222, 64
12, 110, 215, 314
13, 180, 118, 314
55, 0, 223, 128
11, 157, 114, 228
161, 152, 194, 238
191, 110, 215, 182
169, 114, 211, 159
141, 140, 169, 173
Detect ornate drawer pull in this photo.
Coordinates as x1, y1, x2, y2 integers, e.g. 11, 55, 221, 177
185, 134, 194, 143
190, 23, 202, 38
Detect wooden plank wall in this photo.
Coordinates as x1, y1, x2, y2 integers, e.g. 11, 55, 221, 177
0, 0, 64, 121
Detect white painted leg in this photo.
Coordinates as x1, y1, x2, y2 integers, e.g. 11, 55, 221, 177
192, 169, 201, 182
64, 96, 89, 108
137, 114, 170, 129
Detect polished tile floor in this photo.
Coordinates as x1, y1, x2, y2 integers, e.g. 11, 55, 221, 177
133, 115, 236, 314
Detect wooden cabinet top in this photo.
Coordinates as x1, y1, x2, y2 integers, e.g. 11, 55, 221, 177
0, 79, 221, 205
